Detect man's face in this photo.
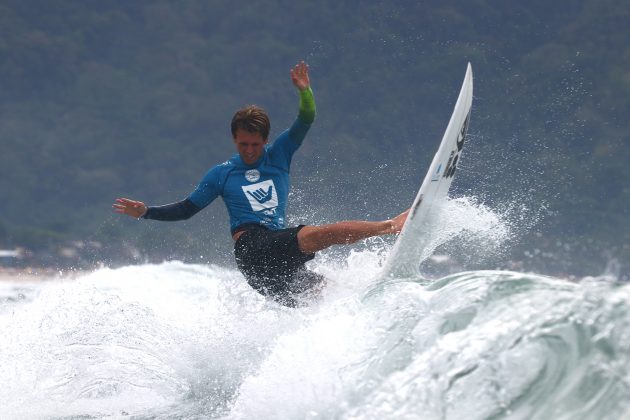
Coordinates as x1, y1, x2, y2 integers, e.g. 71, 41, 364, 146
233, 129, 268, 165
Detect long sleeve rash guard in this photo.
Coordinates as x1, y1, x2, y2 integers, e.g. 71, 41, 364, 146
143, 88, 315, 234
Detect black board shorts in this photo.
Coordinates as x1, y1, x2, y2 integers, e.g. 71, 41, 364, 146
233, 224, 325, 307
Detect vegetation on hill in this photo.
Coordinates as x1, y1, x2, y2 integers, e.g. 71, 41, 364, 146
1, 0, 628, 276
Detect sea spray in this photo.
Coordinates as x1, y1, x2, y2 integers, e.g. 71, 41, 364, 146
421, 196, 512, 266
1, 198, 629, 419
1, 263, 630, 419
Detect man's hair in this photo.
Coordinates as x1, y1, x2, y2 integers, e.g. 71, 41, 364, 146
231, 105, 270, 140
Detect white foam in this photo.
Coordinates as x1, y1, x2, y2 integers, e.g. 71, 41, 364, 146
2, 259, 629, 419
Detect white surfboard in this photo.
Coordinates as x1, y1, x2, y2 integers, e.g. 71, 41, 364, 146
383, 63, 473, 278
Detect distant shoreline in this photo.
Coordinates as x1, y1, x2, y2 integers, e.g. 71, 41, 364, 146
0, 267, 83, 282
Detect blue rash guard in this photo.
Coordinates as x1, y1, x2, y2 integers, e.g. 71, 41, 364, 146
189, 119, 305, 234
143, 88, 315, 235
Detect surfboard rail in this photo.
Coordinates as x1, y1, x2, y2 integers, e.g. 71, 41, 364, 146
383, 63, 473, 278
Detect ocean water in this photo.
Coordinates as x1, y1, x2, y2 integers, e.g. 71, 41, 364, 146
1, 200, 629, 419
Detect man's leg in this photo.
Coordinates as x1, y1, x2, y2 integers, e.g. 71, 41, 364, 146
297, 209, 409, 254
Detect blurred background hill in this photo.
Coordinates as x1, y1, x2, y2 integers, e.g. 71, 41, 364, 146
0, 0, 628, 276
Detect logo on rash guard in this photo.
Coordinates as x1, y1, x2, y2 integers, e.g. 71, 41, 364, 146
245, 169, 260, 182
242, 180, 278, 212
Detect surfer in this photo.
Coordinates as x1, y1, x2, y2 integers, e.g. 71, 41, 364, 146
113, 61, 408, 306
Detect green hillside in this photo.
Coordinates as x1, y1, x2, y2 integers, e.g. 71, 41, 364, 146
0, 0, 628, 275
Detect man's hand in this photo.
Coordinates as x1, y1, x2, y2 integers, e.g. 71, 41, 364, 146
290, 61, 310, 91
113, 198, 147, 218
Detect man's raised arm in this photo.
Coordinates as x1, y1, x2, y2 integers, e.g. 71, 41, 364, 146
288, 61, 316, 144
291, 61, 315, 123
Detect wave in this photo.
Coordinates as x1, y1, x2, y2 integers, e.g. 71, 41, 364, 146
1, 259, 629, 419
1, 198, 627, 419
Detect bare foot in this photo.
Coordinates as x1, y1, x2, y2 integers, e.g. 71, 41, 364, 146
389, 208, 410, 234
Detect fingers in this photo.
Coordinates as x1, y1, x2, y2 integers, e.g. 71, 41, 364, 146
112, 203, 134, 211
290, 61, 311, 91
112, 198, 146, 217
114, 198, 144, 208
290, 61, 309, 79
297, 61, 308, 76
115, 197, 138, 205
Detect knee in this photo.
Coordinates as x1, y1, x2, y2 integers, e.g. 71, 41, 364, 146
297, 226, 323, 254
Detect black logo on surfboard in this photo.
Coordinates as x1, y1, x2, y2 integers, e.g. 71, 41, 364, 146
443, 111, 471, 179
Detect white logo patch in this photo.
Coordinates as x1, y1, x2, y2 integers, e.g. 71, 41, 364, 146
245, 169, 260, 182
242, 180, 278, 212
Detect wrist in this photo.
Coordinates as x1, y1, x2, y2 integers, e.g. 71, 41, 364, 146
298, 88, 315, 123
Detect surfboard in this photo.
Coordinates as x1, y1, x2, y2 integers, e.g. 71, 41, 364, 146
382, 63, 473, 278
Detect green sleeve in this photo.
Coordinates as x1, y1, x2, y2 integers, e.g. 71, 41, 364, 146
298, 87, 316, 124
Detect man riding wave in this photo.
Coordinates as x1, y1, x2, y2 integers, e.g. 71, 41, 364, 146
114, 61, 408, 307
